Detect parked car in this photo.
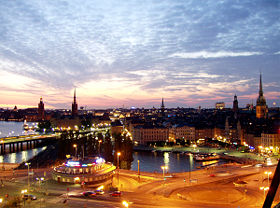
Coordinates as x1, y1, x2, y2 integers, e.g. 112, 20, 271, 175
95, 190, 105, 195
22, 194, 37, 200
82, 191, 96, 197
110, 191, 122, 197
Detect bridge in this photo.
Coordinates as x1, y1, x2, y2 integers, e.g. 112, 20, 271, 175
0, 127, 111, 155
0, 134, 58, 155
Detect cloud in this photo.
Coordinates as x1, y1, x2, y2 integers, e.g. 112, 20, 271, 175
0, 0, 279, 108
169, 51, 262, 59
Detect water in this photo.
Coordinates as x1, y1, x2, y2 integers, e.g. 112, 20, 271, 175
0, 146, 47, 163
131, 151, 226, 173
0, 121, 38, 138
0, 121, 226, 172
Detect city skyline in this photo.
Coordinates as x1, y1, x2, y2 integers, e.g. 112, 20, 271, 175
0, 0, 279, 109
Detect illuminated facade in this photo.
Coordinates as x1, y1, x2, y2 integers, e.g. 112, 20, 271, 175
133, 126, 169, 145
169, 124, 195, 143
215, 102, 225, 110
261, 133, 280, 153
52, 157, 115, 186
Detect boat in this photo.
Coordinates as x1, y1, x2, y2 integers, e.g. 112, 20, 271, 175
194, 153, 220, 161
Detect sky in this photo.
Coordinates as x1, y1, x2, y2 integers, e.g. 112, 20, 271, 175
0, 0, 279, 109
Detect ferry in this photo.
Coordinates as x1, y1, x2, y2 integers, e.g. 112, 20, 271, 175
194, 153, 220, 161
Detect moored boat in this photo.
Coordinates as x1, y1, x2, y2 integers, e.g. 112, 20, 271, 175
194, 153, 220, 161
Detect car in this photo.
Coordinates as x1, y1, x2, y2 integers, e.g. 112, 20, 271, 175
22, 194, 37, 200
95, 190, 105, 195
110, 191, 122, 197
82, 191, 96, 197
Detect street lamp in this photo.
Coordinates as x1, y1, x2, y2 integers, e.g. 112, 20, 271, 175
117, 152, 121, 170
161, 166, 168, 179
25, 163, 30, 193
265, 171, 272, 186
73, 144, 77, 157
98, 140, 102, 156
1, 140, 4, 170
117, 152, 121, 188
260, 186, 269, 199
122, 200, 129, 207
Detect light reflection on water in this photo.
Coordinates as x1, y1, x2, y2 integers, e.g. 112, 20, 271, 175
131, 151, 226, 173
0, 146, 46, 163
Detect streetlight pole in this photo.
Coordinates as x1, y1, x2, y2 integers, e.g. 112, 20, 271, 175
117, 152, 121, 188
98, 140, 102, 156
161, 166, 168, 179
1, 140, 4, 170
73, 144, 77, 158
260, 186, 269, 199
25, 163, 30, 193
265, 171, 272, 187
138, 160, 140, 181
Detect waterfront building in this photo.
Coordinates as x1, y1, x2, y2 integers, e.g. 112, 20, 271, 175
215, 102, 225, 110
261, 133, 280, 153
72, 89, 78, 117
256, 74, 268, 119
169, 124, 195, 143
38, 97, 45, 121
133, 125, 169, 145
52, 157, 115, 187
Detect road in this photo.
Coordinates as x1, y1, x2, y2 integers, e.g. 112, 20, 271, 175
0, 163, 279, 207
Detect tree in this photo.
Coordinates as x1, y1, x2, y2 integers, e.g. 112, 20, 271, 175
113, 133, 133, 169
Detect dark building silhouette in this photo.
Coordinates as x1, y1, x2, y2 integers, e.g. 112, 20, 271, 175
233, 94, 238, 113
38, 97, 45, 120
256, 74, 268, 119
161, 98, 165, 117
72, 89, 78, 117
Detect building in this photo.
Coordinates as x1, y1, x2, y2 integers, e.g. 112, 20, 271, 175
38, 97, 45, 121
256, 74, 268, 119
215, 102, 225, 110
133, 125, 169, 145
261, 133, 280, 153
52, 157, 115, 187
72, 89, 78, 117
169, 124, 195, 143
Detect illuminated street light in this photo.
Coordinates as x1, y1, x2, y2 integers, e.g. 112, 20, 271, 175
122, 200, 129, 207
98, 140, 102, 156
117, 152, 121, 188
117, 152, 121, 169
260, 186, 269, 199
25, 163, 31, 193
265, 171, 272, 186
73, 144, 77, 157
21, 189, 27, 194
161, 166, 168, 179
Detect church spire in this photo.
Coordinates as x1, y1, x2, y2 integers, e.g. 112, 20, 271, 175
74, 88, 77, 103
72, 88, 78, 117
161, 98, 165, 108
259, 73, 263, 97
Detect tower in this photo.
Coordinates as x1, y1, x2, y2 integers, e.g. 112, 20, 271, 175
160, 98, 165, 117
38, 97, 45, 121
72, 89, 78, 117
256, 74, 268, 119
233, 94, 238, 119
